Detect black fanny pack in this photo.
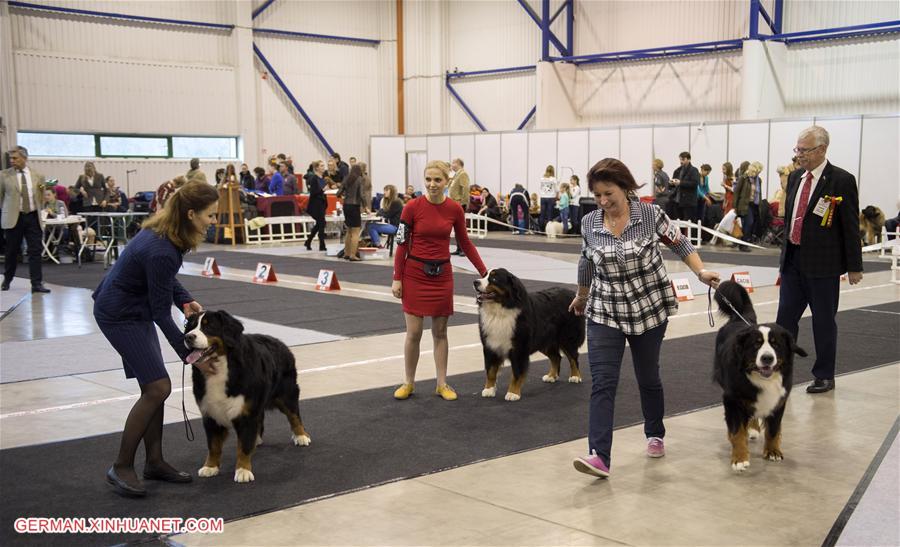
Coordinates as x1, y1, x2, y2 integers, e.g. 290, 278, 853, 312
408, 255, 449, 277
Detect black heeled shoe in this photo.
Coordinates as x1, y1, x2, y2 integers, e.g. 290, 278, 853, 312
143, 464, 192, 483
304, 240, 312, 251
106, 466, 147, 497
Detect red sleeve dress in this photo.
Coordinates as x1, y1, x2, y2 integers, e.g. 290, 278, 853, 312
393, 197, 487, 317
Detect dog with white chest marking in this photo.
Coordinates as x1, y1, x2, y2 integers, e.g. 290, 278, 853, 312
474, 268, 585, 401
184, 311, 310, 483
713, 281, 806, 473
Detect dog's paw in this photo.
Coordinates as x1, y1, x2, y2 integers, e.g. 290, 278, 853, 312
198, 466, 220, 478
255, 435, 264, 447
542, 374, 558, 383
731, 460, 750, 473
763, 449, 783, 462
504, 392, 521, 402
568, 375, 583, 384
748, 429, 760, 441
292, 434, 311, 446
481, 387, 496, 397
234, 468, 255, 483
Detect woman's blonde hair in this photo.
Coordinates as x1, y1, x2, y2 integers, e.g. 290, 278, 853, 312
381, 184, 399, 209
559, 182, 571, 196
652, 158, 664, 170
142, 181, 218, 251
424, 160, 451, 182
543, 165, 555, 178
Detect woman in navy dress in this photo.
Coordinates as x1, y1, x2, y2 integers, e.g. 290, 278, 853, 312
93, 181, 219, 497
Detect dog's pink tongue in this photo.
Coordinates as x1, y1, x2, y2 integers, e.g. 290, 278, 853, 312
186, 350, 205, 364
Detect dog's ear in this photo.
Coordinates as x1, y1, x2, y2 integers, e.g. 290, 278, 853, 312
220, 311, 245, 349
508, 271, 526, 303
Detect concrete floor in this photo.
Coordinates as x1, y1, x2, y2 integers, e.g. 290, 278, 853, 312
1, 235, 898, 546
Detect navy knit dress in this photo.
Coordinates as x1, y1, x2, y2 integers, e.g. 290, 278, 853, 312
92, 229, 194, 384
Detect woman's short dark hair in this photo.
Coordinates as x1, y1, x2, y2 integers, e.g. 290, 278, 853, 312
142, 181, 218, 251
587, 158, 643, 195
253, 167, 265, 177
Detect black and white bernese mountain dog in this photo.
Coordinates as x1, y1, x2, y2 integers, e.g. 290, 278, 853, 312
474, 268, 585, 401
714, 281, 806, 473
184, 310, 310, 483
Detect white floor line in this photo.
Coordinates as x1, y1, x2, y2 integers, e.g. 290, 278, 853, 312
2, 283, 893, 420
856, 308, 900, 315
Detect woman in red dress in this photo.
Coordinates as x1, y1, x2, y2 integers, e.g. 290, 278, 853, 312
721, 162, 735, 214
391, 160, 487, 401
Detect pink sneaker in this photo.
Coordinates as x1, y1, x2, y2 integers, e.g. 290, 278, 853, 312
647, 437, 665, 458
573, 450, 610, 478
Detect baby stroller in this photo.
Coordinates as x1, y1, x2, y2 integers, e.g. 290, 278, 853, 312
762, 201, 785, 246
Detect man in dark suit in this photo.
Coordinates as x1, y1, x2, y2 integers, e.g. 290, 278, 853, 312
776, 126, 862, 394
1, 146, 50, 293
671, 151, 700, 221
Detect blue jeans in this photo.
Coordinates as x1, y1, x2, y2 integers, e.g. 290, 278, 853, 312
539, 198, 556, 230
586, 320, 667, 467
511, 204, 528, 234
569, 205, 580, 234
367, 223, 397, 247
559, 207, 569, 232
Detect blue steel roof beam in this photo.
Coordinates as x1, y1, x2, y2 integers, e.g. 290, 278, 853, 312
757, 2, 776, 34
445, 75, 487, 132
446, 65, 536, 80
515, 0, 569, 56
549, 1, 567, 25
778, 26, 900, 45
252, 0, 277, 20
550, 39, 744, 64
760, 20, 900, 41
517, 106, 537, 130
253, 43, 334, 155
772, 0, 784, 35
7, 1, 234, 30
253, 27, 380, 46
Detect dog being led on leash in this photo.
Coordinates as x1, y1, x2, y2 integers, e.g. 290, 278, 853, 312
713, 281, 807, 473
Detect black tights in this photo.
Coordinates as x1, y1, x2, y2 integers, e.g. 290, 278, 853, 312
114, 377, 176, 481
306, 213, 327, 249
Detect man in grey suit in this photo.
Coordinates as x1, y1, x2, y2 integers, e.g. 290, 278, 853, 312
1, 146, 50, 293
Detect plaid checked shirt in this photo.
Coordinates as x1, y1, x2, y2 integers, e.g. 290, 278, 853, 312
578, 201, 695, 335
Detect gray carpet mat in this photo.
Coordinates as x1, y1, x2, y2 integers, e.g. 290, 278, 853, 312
2, 302, 897, 546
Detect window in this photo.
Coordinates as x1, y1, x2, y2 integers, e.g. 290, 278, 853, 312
16, 132, 240, 160
98, 135, 169, 158
16, 132, 95, 157
172, 137, 237, 159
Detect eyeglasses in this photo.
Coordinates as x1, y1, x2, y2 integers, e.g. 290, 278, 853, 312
793, 145, 822, 155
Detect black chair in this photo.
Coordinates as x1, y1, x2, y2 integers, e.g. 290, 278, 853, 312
386, 233, 395, 257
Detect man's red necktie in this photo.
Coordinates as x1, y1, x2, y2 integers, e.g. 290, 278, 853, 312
789, 172, 813, 245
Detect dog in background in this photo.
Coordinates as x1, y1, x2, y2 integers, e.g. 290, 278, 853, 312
544, 220, 564, 238
474, 268, 585, 401
713, 281, 806, 473
859, 205, 885, 246
184, 311, 310, 483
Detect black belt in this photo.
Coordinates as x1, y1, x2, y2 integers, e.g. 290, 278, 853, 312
408, 255, 449, 266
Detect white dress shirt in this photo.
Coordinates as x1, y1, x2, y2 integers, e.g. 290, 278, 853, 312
788, 159, 827, 238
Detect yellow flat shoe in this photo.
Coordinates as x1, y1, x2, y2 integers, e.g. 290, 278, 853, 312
435, 383, 457, 401
393, 383, 415, 400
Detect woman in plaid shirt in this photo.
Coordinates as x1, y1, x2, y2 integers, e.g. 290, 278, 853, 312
570, 158, 720, 479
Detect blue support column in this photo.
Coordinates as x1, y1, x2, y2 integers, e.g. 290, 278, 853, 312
516, 0, 568, 56
541, 0, 551, 61
566, 0, 574, 58
253, 43, 334, 155
749, 0, 761, 39
773, 0, 784, 34
252, 0, 277, 20
517, 106, 537, 130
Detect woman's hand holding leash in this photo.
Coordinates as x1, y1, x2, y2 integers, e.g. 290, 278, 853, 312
568, 293, 588, 316
698, 269, 721, 289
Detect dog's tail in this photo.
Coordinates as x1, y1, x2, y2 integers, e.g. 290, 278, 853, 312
714, 280, 757, 324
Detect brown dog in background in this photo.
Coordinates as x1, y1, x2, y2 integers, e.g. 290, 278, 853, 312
859, 205, 885, 246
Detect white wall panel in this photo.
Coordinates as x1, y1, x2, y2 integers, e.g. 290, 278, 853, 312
653, 125, 690, 178
405, 136, 426, 151
28, 158, 233, 194
782, 0, 899, 33
766, 119, 810, 198
619, 127, 653, 197
15, 51, 237, 135
370, 136, 406, 191
575, 53, 743, 126
527, 132, 558, 195
448, 74, 536, 133
783, 40, 900, 117
450, 134, 476, 176
501, 132, 528, 194
426, 135, 450, 163
690, 123, 729, 193
589, 128, 620, 165
474, 133, 501, 193
556, 130, 589, 187
728, 121, 770, 179
859, 116, 900, 213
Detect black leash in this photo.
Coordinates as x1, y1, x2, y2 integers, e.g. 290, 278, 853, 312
181, 364, 195, 441
707, 286, 755, 328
